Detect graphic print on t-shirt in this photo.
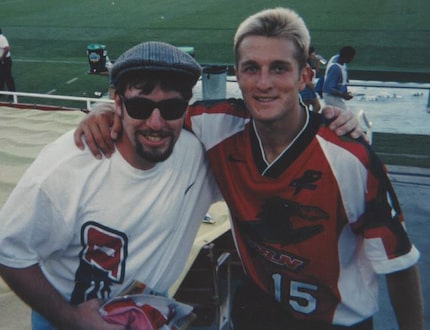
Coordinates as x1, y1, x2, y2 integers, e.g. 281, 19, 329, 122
71, 221, 128, 304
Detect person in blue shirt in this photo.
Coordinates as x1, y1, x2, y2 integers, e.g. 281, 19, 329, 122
299, 46, 322, 112
322, 46, 356, 110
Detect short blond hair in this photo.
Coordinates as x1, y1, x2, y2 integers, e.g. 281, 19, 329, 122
233, 7, 310, 69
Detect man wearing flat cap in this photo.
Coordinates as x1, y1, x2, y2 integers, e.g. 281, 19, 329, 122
0, 41, 220, 329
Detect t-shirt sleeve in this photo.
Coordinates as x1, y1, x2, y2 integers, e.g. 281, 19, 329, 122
0, 179, 71, 268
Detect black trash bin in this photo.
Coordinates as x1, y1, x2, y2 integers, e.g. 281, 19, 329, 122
87, 44, 108, 73
202, 65, 227, 100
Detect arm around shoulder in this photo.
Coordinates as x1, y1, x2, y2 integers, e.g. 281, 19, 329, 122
386, 265, 424, 330
73, 102, 121, 159
321, 105, 368, 142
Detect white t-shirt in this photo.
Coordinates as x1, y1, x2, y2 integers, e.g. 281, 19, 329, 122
0, 129, 220, 302
0, 34, 11, 58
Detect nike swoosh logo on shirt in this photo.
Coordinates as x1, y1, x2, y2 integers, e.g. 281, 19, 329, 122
185, 183, 194, 195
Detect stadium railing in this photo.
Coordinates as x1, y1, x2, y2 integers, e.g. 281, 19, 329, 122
0, 91, 114, 111
348, 81, 430, 109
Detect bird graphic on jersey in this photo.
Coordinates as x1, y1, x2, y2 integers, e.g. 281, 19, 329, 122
239, 196, 329, 245
289, 169, 322, 195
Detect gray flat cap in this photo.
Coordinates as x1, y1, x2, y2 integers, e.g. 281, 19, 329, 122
110, 41, 201, 86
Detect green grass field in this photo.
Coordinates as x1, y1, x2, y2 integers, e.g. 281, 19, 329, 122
1, 0, 429, 100
1, 0, 429, 168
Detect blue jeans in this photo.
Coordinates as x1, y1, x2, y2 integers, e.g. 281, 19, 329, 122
31, 310, 54, 330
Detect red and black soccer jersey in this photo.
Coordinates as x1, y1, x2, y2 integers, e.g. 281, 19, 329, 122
185, 99, 419, 326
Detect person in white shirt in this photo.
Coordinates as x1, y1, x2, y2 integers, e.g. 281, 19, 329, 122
0, 28, 16, 97
0, 41, 219, 330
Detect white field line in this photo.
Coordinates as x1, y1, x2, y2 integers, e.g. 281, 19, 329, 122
15, 58, 86, 64
66, 78, 79, 84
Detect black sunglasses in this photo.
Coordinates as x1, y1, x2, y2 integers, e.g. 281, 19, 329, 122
120, 96, 188, 120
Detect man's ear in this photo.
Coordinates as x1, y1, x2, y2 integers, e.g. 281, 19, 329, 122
234, 65, 240, 82
113, 93, 124, 118
299, 65, 311, 91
